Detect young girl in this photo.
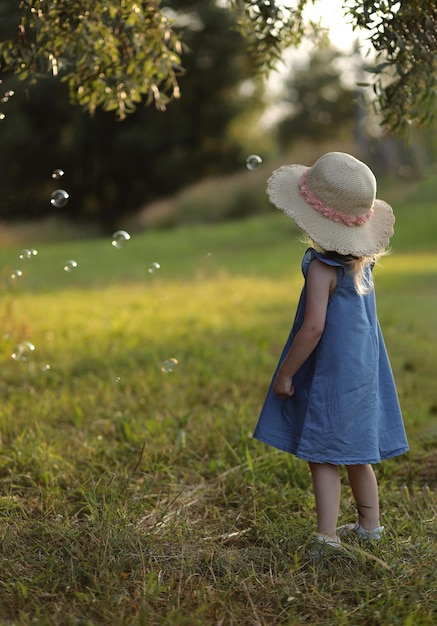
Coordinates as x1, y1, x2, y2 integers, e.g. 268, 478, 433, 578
253, 152, 409, 548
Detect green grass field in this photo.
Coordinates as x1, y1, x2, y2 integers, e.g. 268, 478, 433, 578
0, 180, 436, 624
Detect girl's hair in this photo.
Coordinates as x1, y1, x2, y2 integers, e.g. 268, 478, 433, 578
302, 236, 388, 295
348, 255, 382, 295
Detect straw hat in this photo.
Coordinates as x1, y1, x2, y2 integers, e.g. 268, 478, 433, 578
267, 152, 394, 256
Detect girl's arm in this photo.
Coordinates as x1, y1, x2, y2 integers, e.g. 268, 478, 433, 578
274, 259, 337, 399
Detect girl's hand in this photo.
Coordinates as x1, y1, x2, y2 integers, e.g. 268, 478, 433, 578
273, 374, 294, 399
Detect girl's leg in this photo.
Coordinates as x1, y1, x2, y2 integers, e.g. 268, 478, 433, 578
308, 462, 341, 541
346, 464, 380, 530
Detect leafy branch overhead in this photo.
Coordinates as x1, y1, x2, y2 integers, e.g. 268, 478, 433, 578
1, 0, 184, 117
347, 0, 437, 133
1, 0, 436, 133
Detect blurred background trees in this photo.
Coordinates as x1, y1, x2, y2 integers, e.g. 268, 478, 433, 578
274, 45, 357, 153
0, 0, 266, 228
0, 0, 436, 233
3, 1, 436, 131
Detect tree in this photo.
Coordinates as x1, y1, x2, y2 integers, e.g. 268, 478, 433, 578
275, 45, 357, 152
1, 1, 436, 134
346, 0, 437, 133
0, 0, 263, 226
0, 0, 183, 118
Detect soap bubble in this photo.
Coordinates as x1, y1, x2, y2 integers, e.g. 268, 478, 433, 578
50, 189, 69, 208
19, 248, 37, 260
148, 261, 161, 274
246, 154, 262, 170
10, 269, 23, 280
111, 230, 131, 249
12, 341, 35, 361
51, 168, 65, 179
63, 259, 78, 272
0, 113, 5, 121
161, 358, 178, 373
1, 90, 14, 103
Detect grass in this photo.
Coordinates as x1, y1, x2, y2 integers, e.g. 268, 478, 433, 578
0, 178, 436, 624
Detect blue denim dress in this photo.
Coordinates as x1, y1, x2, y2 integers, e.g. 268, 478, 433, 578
253, 248, 409, 465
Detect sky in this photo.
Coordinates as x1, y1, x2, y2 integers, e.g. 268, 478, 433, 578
265, 0, 373, 92
280, 0, 368, 56
300, 0, 360, 51
261, 1, 370, 126
273, 0, 378, 77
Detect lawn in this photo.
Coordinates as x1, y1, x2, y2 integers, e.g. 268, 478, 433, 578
0, 182, 436, 624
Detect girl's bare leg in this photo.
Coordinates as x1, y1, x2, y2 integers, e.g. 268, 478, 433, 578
346, 464, 380, 530
308, 462, 341, 542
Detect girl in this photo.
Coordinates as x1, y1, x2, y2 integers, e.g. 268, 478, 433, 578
253, 152, 409, 548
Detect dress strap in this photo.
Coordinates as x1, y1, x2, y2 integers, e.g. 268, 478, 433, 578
302, 247, 347, 273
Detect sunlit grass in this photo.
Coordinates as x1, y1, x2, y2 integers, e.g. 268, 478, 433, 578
0, 211, 436, 624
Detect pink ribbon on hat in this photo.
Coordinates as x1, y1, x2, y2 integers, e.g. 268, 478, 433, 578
298, 170, 374, 227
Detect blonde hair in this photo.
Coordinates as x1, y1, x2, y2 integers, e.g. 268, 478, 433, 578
302, 236, 388, 295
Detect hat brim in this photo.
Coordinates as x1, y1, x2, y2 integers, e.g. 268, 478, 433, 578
267, 164, 394, 257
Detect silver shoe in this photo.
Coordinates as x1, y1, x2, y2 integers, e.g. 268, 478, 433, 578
337, 522, 384, 540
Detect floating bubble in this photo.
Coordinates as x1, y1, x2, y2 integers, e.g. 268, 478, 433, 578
50, 189, 69, 208
161, 358, 178, 373
245, 154, 263, 171
51, 168, 65, 179
1, 90, 14, 103
10, 269, 23, 280
19, 248, 37, 260
63, 259, 78, 272
148, 261, 161, 274
0, 113, 5, 121
111, 230, 131, 249
12, 341, 35, 361
114, 376, 121, 383
20, 248, 34, 259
